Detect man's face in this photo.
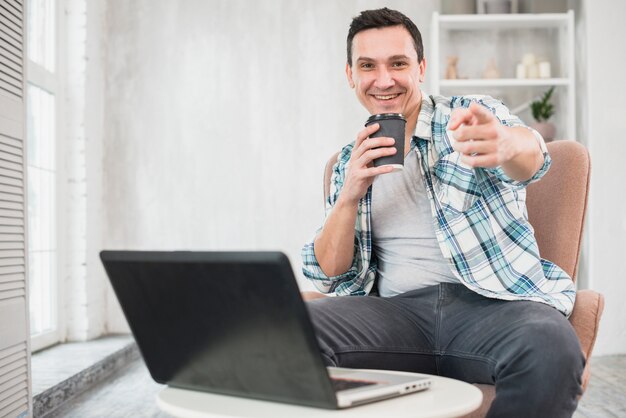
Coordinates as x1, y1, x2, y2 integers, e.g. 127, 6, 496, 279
346, 25, 426, 119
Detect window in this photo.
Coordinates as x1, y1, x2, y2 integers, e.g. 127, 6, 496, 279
26, 0, 63, 351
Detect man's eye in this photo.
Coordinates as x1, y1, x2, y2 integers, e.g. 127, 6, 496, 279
392, 62, 408, 68
360, 63, 374, 69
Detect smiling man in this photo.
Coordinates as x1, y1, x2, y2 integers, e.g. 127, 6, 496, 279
302, 8, 584, 418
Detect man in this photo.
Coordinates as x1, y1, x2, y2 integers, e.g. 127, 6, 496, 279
301, 8, 584, 418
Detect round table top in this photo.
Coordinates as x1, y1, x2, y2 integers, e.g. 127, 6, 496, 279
157, 374, 483, 418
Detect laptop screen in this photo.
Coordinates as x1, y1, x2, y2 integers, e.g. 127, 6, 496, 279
101, 250, 338, 408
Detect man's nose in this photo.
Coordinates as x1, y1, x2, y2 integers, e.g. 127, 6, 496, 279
373, 68, 395, 90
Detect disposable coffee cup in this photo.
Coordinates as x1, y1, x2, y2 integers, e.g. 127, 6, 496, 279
365, 113, 406, 171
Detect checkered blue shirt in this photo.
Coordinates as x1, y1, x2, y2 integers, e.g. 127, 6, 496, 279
302, 94, 576, 316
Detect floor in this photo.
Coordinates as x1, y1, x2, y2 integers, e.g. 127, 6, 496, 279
574, 355, 626, 417
40, 355, 626, 417
42, 360, 168, 418
32, 335, 134, 396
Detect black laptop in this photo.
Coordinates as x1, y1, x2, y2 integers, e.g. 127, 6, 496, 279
100, 250, 430, 409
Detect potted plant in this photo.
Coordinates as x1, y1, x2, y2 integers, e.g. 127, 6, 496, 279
530, 86, 556, 141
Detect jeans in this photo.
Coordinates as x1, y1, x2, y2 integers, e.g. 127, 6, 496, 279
306, 283, 584, 418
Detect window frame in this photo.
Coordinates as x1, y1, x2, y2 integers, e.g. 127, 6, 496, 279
26, 0, 67, 353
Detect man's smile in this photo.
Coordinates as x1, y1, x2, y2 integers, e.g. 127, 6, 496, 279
372, 93, 400, 100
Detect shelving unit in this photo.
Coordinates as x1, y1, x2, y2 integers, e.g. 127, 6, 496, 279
430, 11, 576, 140
439, 78, 568, 87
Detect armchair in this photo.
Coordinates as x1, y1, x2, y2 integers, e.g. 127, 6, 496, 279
315, 140, 604, 416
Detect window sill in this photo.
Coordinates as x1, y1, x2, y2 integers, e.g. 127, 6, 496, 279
32, 334, 138, 417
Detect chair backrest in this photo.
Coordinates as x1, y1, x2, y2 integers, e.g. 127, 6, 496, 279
526, 140, 590, 282
323, 141, 590, 282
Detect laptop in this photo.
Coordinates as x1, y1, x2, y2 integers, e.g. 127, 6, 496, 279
100, 250, 431, 409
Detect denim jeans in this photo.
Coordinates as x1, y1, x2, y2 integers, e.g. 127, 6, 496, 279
306, 283, 584, 417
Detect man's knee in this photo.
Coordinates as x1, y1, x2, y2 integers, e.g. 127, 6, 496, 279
530, 316, 584, 371
490, 312, 584, 417
506, 313, 585, 388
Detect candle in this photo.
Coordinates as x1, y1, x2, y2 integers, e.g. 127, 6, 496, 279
527, 63, 539, 79
539, 61, 551, 78
522, 53, 536, 66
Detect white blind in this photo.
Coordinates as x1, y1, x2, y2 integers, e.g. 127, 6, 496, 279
0, 0, 31, 417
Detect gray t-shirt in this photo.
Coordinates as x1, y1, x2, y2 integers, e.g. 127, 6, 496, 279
371, 149, 459, 297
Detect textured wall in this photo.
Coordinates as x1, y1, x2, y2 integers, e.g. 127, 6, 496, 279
581, 0, 626, 356
100, 0, 626, 357
102, 0, 437, 331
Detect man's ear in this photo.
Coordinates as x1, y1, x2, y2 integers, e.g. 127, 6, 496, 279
346, 63, 355, 89
418, 57, 427, 83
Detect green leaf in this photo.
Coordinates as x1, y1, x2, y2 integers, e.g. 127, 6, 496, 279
530, 86, 556, 122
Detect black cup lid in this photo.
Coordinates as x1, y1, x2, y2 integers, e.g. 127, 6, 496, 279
365, 113, 406, 125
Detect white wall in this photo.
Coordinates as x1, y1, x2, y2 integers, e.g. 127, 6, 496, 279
580, 0, 626, 356
94, 0, 626, 356
101, 0, 437, 332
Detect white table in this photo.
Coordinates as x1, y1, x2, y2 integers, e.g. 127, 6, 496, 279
157, 374, 483, 418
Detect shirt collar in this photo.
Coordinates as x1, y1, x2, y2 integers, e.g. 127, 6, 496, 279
413, 92, 435, 141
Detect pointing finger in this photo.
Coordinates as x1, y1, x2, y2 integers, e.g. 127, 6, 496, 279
469, 102, 496, 124
447, 107, 473, 131
453, 123, 498, 143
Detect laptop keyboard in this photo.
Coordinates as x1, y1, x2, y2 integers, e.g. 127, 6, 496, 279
330, 377, 378, 392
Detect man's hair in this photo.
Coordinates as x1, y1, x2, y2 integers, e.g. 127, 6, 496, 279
347, 8, 424, 66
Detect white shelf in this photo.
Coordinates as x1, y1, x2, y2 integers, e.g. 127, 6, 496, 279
438, 13, 570, 29
431, 11, 576, 140
439, 78, 569, 88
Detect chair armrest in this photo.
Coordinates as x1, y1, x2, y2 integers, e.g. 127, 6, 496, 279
568, 289, 605, 392
569, 290, 605, 359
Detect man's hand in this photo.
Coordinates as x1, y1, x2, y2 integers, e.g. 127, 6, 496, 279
447, 102, 544, 182
313, 123, 397, 278
339, 123, 397, 206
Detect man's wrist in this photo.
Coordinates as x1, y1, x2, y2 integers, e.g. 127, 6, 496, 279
504, 126, 527, 159
521, 127, 545, 173
336, 193, 360, 211
500, 126, 543, 181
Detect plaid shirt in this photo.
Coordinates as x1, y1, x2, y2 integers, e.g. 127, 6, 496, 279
302, 94, 576, 316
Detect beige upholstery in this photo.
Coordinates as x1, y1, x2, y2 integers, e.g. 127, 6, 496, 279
322, 140, 604, 415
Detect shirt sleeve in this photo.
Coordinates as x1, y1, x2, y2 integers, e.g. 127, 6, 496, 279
459, 95, 552, 189
300, 144, 361, 293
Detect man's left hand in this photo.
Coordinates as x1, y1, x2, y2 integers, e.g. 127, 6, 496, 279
447, 102, 544, 182
447, 102, 519, 168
